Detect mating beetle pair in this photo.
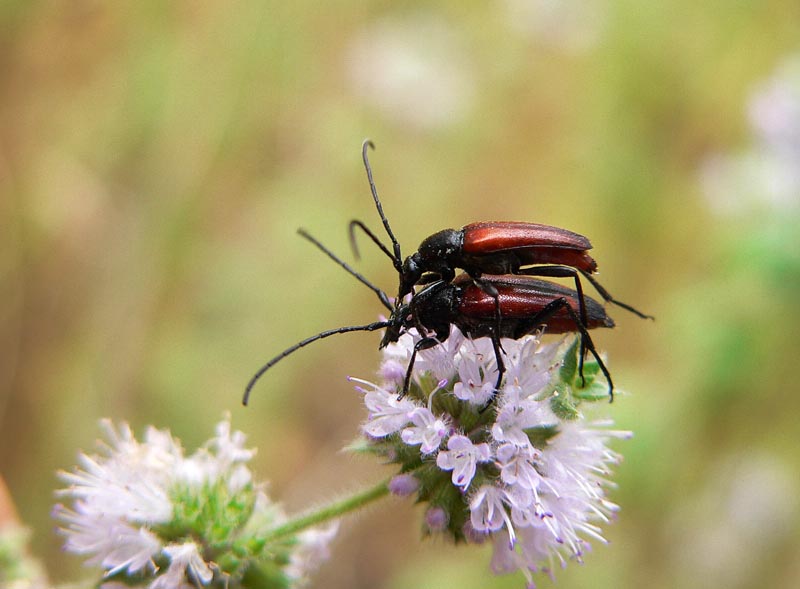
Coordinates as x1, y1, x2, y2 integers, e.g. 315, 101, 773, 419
350, 141, 652, 324
242, 141, 651, 406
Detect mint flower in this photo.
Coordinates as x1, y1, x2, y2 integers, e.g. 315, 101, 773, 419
353, 327, 630, 587
54, 416, 337, 589
436, 435, 492, 488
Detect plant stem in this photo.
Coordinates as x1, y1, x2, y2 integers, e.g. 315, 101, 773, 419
263, 478, 391, 541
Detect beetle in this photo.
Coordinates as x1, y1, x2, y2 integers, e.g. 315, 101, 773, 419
381, 273, 616, 402
349, 140, 653, 326
242, 228, 616, 405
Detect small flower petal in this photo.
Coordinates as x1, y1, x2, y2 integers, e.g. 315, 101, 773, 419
401, 407, 448, 454
436, 435, 491, 489
353, 378, 418, 437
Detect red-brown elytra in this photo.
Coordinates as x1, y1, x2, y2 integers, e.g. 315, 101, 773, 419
349, 140, 653, 326
242, 229, 616, 405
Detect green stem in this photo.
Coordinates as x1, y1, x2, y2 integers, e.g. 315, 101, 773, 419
263, 478, 391, 541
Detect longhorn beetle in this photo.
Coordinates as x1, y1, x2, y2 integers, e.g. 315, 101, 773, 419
349, 140, 653, 328
242, 230, 616, 406
381, 272, 616, 403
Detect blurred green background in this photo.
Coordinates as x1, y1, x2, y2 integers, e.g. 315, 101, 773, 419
2, 1, 799, 588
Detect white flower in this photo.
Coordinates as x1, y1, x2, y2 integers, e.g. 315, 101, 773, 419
352, 377, 417, 437
492, 392, 557, 448
436, 435, 491, 489
176, 415, 256, 493
469, 485, 516, 546
413, 325, 466, 382
151, 542, 214, 589
495, 443, 545, 492
56, 421, 176, 526
501, 336, 562, 395
356, 328, 630, 586
453, 339, 498, 405
56, 415, 337, 587
401, 407, 448, 454
53, 507, 161, 576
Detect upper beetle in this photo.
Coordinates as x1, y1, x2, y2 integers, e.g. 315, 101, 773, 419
350, 140, 653, 322
398, 220, 597, 300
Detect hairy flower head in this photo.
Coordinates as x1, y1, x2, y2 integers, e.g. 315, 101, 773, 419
54, 415, 336, 588
352, 327, 630, 586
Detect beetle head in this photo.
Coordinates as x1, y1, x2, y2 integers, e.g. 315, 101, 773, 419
399, 254, 423, 300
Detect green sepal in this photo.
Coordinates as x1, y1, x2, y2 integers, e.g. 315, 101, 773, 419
343, 438, 383, 456
550, 388, 580, 421
573, 378, 611, 401
240, 561, 292, 589
524, 424, 560, 448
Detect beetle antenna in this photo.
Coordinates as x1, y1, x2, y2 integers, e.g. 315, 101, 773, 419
362, 139, 403, 271
243, 320, 392, 405
349, 219, 397, 264
297, 228, 394, 312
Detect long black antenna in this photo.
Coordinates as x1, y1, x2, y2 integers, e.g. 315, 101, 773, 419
243, 320, 392, 405
297, 228, 393, 312
348, 219, 397, 264
362, 140, 403, 271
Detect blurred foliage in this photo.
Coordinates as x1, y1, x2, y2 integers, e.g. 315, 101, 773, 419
1, 1, 799, 588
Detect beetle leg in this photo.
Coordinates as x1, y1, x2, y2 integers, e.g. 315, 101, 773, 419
400, 336, 441, 400
515, 296, 614, 402
471, 275, 507, 355
514, 265, 590, 384
515, 265, 588, 321
578, 270, 654, 320
477, 331, 506, 413
517, 264, 654, 322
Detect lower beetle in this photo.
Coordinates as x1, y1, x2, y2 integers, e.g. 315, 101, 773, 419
382, 273, 615, 403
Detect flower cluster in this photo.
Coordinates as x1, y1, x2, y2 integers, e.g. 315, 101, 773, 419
54, 416, 337, 589
351, 328, 630, 587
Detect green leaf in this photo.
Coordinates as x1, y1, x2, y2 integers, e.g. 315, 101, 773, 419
524, 424, 560, 447
573, 379, 612, 402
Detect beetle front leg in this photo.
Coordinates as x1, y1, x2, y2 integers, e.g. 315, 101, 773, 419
399, 336, 441, 400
